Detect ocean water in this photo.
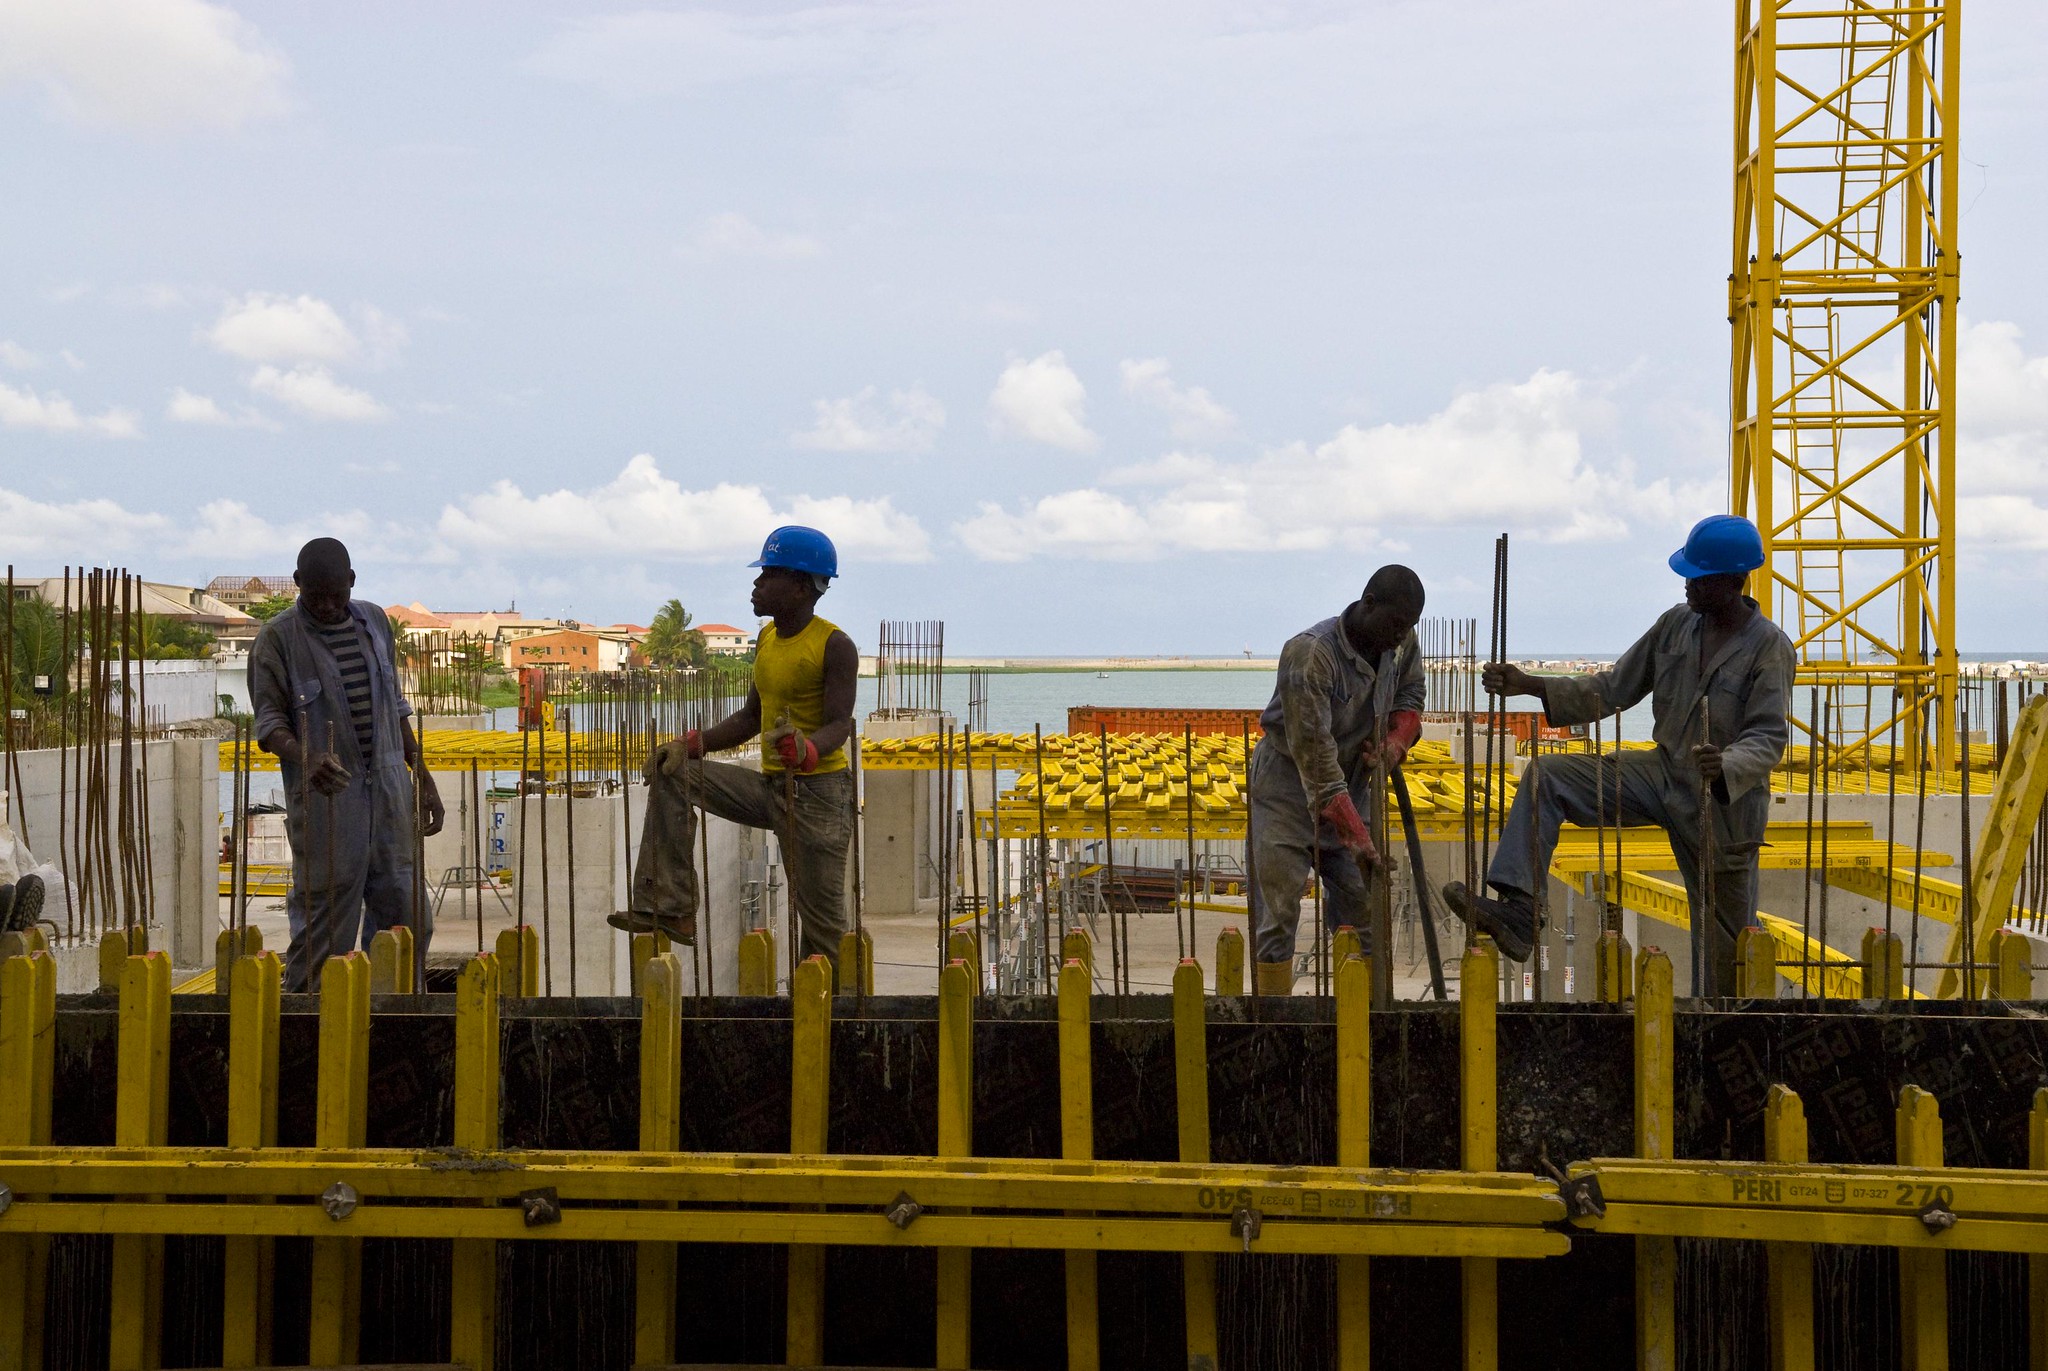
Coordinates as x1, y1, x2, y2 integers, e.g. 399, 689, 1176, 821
858, 669, 1278, 738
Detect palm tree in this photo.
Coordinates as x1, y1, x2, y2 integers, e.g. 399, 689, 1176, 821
644, 599, 707, 669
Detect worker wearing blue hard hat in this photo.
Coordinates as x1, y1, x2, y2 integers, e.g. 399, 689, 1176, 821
612, 526, 860, 970
1442, 515, 1795, 998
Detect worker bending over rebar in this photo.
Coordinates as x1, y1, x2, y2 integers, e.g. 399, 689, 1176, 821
252, 538, 445, 992
1443, 515, 1794, 997
613, 526, 858, 968
1248, 565, 1426, 995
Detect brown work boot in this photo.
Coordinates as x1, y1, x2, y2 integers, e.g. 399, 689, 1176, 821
1440, 882, 1535, 963
606, 910, 697, 945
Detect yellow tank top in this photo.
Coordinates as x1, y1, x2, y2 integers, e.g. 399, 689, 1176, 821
755, 614, 848, 774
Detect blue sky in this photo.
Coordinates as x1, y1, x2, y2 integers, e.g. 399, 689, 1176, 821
3, 0, 2046, 653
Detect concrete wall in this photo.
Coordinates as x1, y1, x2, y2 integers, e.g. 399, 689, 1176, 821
430, 776, 765, 995
2, 739, 214, 974
862, 712, 948, 917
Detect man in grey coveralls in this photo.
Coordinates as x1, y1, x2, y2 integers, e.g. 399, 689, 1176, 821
1248, 565, 1426, 995
1443, 515, 1795, 997
252, 539, 445, 991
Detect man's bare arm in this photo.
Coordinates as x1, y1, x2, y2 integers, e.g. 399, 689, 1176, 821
701, 687, 764, 753
805, 631, 859, 758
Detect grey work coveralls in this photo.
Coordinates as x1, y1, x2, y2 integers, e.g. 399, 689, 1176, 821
1249, 618, 1424, 965
251, 602, 425, 992
633, 759, 855, 968
1486, 601, 1795, 996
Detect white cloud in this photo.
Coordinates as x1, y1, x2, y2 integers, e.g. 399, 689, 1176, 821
528, 8, 887, 97
959, 368, 1699, 560
166, 386, 276, 429
1, 341, 40, 369
989, 350, 1099, 453
1120, 357, 1236, 442
792, 385, 944, 453
58, 348, 84, 371
1960, 495, 2048, 552
437, 454, 931, 563
205, 293, 360, 365
248, 365, 388, 422
0, 381, 138, 437
0, 0, 289, 132
681, 212, 821, 261
0, 485, 166, 555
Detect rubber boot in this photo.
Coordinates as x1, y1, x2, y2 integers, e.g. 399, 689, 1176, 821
1255, 959, 1295, 997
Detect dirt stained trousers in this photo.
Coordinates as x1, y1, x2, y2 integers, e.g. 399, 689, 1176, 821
284, 756, 426, 992
633, 757, 854, 968
1247, 737, 1375, 966
1487, 750, 1758, 997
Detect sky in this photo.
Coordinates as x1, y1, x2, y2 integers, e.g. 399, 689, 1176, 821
3, 0, 2047, 654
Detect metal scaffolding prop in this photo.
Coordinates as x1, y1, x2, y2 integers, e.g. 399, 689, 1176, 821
1731, 0, 1959, 763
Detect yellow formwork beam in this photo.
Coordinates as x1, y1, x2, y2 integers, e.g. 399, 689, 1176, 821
309, 952, 369, 1369
109, 952, 169, 1371
0, 1148, 1565, 1223
936, 960, 973, 1368
786, 956, 832, 1367
1940, 697, 2048, 998
1172, 958, 1219, 1369
634, 951, 682, 1370
0, 951, 54, 1371
1763, 1086, 1814, 1371
222, 950, 280, 1369
1335, 953, 1371, 1371
451, 954, 500, 1371
1057, 958, 1099, 1371
1635, 949, 1677, 1371
1461, 940, 1498, 1371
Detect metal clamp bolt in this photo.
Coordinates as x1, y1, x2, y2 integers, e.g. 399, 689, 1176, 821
1229, 1206, 1263, 1253
0, 1182, 13, 1218
1918, 1202, 1958, 1235
884, 1191, 923, 1230
519, 1187, 562, 1228
321, 1181, 360, 1221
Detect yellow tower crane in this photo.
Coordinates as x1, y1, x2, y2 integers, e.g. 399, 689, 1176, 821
1730, 0, 1959, 765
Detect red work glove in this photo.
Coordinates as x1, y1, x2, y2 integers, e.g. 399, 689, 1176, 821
1369, 710, 1422, 769
776, 731, 821, 774
1318, 792, 1380, 865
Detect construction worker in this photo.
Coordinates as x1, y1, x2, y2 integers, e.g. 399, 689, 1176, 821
612, 526, 858, 967
251, 538, 445, 991
1442, 514, 1794, 997
1249, 565, 1426, 994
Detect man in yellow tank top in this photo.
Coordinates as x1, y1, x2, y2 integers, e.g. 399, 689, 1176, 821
610, 526, 860, 970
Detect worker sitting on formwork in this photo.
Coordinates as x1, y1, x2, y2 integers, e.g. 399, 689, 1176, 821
252, 538, 446, 992
1248, 565, 1426, 995
1443, 515, 1795, 997
612, 526, 858, 967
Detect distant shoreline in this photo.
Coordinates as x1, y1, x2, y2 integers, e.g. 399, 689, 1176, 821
859, 657, 1279, 675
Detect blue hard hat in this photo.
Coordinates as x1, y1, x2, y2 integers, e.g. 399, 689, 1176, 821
750, 525, 838, 578
1669, 515, 1765, 579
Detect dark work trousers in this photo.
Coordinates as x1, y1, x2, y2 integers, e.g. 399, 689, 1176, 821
633, 758, 854, 968
284, 756, 423, 993
1487, 750, 1757, 997
1247, 738, 1374, 966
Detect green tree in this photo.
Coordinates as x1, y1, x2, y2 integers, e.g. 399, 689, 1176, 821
134, 614, 217, 660
7, 596, 71, 708
246, 592, 296, 622
644, 599, 707, 669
